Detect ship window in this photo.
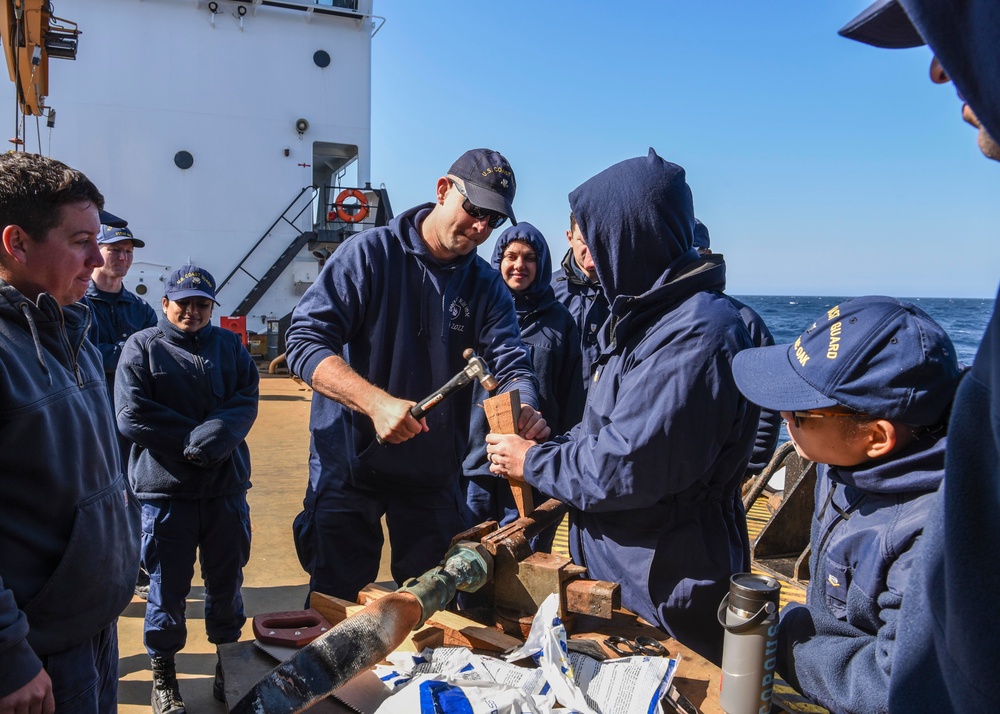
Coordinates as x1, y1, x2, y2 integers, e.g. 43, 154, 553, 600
313, 50, 331, 68
174, 151, 194, 170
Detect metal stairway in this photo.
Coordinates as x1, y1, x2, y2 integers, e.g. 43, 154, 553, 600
218, 185, 318, 318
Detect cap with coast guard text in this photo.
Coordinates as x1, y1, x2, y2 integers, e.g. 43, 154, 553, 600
165, 265, 219, 304
97, 224, 145, 248
732, 295, 960, 426
448, 148, 517, 225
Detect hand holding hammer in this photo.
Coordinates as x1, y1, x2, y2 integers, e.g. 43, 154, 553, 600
376, 349, 497, 445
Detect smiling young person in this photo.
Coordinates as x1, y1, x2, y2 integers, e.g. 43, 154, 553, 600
114, 265, 259, 713
731, 295, 962, 713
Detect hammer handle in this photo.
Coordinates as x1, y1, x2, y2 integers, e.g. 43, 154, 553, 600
410, 369, 473, 420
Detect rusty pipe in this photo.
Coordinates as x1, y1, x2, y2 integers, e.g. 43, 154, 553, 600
230, 542, 492, 714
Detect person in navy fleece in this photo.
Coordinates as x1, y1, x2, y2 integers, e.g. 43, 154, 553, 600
116, 265, 259, 713
462, 222, 584, 551
732, 296, 961, 714
0, 153, 139, 714
486, 149, 759, 664
692, 218, 782, 568
837, 2, 1000, 709
285, 149, 546, 603
551, 212, 609, 397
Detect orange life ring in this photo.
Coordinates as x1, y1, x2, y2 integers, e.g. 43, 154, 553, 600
333, 188, 370, 224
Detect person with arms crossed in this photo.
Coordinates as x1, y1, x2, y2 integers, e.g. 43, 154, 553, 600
115, 265, 259, 714
285, 148, 546, 602
0, 152, 139, 714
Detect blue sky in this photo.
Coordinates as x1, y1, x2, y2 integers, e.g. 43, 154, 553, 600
370, 1, 1000, 298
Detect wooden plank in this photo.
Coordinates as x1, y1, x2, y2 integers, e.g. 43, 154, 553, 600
483, 389, 534, 517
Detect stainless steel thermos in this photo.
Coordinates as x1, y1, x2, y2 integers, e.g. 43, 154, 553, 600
718, 573, 782, 714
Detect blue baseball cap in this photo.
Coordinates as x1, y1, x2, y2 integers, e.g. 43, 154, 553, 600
448, 148, 517, 225
838, 0, 925, 49
99, 209, 128, 228
165, 265, 219, 304
98, 224, 145, 248
732, 296, 960, 426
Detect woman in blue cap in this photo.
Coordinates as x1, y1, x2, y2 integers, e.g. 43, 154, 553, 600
115, 265, 259, 714
731, 295, 962, 714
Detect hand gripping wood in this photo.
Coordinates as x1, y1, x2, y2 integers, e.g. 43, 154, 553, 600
483, 389, 534, 517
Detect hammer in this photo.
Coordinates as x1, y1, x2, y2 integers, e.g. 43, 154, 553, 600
378, 348, 497, 444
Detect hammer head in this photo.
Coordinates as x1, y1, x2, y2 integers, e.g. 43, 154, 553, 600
462, 348, 499, 391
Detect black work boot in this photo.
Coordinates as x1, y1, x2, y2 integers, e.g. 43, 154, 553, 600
213, 654, 225, 702
150, 656, 186, 714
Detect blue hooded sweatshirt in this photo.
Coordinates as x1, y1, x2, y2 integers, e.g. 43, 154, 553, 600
778, 435, 946, 714
877, 3, 1000, 710
0, 282, 140, 697
115, 318, 259, 499
462, 223, 584, 530
285, 204, 539, 492
552, 248, 609, 396
522, 150, 759, 664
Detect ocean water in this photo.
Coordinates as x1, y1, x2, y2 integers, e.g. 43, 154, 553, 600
733, 295, 995, 452
734, 295, 994, 366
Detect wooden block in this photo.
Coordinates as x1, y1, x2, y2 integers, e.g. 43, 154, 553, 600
309, 591, 364, 625
483, 390, 534, 517
483, 390, 520, 434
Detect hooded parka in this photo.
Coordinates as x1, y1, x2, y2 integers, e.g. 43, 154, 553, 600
521, 150, 759, 663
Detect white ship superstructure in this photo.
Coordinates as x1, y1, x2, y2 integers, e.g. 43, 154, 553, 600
1, 0, 387, 339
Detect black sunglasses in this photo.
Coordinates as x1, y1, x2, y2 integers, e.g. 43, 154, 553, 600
449, 180, 507, 229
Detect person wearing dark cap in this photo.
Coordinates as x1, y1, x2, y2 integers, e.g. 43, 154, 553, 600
837, 2, 1000, 710
85, 225, 156, 393
115, 265, 259, 712
732, 296, 961, 714
486, 148, 759, 664
461, 222, 584, 555
285, 149, 546, 603
551, 212, 609, 398
0, 153, 140, 714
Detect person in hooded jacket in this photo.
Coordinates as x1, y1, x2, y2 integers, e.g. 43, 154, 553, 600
837, 1, 1000, 709
462, 222, 584, 550
285, 149, 546, 603
733, 296, 961, 714
115, 265, 259, 713
486, 149, 759, 664
0, 152, 140, 714
693, 218, 782, 567
551, 212, 609, 397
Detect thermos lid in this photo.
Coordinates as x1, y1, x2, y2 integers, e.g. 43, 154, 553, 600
728, 573, 781, 613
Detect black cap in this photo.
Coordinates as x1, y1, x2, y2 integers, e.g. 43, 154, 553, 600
838, 0, 925, 49
448, 148, 517, 225
99, 209, 128, 228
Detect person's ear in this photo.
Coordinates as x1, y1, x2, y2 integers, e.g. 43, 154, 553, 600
864, 420, 898, 459
2, 225, 31, 265
435, 177, 451, 206
930, 56, 950, 84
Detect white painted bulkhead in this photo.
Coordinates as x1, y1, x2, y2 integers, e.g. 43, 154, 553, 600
2, 0, 376, 329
